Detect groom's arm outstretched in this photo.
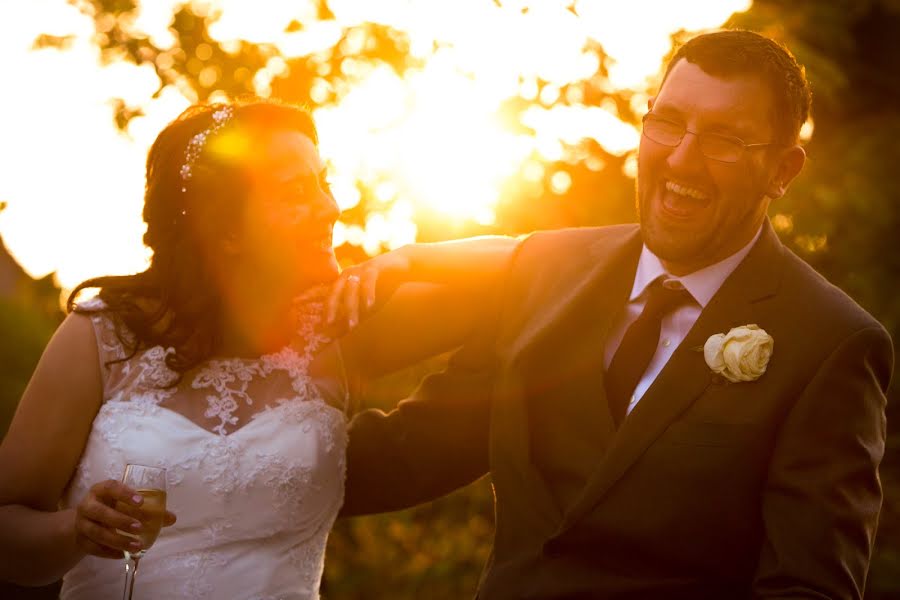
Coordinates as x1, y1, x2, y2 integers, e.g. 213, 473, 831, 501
340, 336, 495, 516
339, 241, 520, 516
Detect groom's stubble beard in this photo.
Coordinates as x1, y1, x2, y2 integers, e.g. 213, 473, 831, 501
635, 167, 725, 271
634, 182, 691, 264
634, 162, 772, 273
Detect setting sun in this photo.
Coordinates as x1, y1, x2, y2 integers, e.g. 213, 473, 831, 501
0, 0, 751, 293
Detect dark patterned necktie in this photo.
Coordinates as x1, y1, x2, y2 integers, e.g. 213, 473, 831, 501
605, 279, 693, 427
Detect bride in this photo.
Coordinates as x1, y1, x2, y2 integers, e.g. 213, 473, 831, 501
0, 99, 514, 599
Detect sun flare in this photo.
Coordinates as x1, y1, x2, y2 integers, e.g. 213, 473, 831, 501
0, 0, 752, 291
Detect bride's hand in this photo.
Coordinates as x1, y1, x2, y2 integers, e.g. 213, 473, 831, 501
73, 479, 177, 559
325, 249, 412, 329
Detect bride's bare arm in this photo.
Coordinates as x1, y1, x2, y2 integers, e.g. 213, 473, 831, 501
0, 314, 165, 585
0, 314, 101, 584
336, 235, 519, 380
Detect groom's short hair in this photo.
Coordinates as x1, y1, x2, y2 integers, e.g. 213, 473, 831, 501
662, 30, 812, 145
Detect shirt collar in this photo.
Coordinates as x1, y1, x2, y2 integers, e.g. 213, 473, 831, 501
629, 224, 763, 308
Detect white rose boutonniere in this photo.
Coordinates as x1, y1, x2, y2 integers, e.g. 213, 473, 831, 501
703, 324, 774, 383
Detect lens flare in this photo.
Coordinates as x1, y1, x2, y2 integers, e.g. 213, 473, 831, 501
0, 0, 753, 290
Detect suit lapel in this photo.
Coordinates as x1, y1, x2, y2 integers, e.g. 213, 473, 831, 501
495, 226, 642, 521
515, 227, 644, 440
510, 228, 643, 366
554, 221, 786, 534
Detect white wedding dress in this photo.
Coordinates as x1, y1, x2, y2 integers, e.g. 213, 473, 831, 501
59, 298, 349, 600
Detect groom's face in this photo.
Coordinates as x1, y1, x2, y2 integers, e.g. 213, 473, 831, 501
637, 59, 781, 275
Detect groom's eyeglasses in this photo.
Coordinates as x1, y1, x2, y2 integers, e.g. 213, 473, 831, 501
641, 113, 778, 163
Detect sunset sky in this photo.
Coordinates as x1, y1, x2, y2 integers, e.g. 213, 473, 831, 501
0, 0, 751, 293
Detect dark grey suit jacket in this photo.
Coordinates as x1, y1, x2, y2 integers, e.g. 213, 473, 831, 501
342, 222, 893, 599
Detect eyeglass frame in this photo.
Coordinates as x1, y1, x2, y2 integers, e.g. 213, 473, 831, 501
640, 112, 780, 163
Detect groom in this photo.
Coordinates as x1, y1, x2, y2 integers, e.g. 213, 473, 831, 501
342, 30, 893, 598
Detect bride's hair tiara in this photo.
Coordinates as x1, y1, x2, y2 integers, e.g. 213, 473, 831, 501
179, 105, 234, 193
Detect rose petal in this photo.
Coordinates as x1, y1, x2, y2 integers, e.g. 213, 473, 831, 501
703, 333, 726, 373
722, 340, 753, 381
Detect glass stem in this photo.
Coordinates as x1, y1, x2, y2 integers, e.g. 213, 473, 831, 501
121, 552, 141, 600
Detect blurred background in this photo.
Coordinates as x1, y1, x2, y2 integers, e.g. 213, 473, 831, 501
1, 0, 899, 597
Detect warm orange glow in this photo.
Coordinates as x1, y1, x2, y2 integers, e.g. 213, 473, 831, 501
0, 0, 752, 293
800, 119, 814, 142
316, 61, 533, 226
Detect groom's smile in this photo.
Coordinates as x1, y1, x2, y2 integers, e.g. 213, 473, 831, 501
659, 178, 713, 219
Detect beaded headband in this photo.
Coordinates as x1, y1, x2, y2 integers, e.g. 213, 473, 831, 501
179, 105, 234, 193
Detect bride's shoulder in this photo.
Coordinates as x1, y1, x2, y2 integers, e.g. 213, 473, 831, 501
70, 295, 116, 340
74, 295, 107, 312
70, 295, 140, 362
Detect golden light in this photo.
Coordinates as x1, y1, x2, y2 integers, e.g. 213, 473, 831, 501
800, 118, 815, 142
315, 59, 532, 228
522, 104, 641, 158
0, 0, 753, 294
576, 0, 753, 88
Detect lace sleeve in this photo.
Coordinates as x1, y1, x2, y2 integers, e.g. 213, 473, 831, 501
76, 297, 132, 401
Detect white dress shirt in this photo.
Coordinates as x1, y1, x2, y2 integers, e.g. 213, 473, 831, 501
603, 225, 763, 416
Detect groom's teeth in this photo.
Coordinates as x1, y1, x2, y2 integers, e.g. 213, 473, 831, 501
666, 180, 709, 201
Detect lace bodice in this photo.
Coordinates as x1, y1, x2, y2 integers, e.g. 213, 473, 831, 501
59, 298, 348, 600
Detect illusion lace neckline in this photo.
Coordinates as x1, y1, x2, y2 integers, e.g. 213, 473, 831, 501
82, 295, 345, 436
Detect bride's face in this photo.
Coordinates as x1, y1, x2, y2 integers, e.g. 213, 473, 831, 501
234, 129, 340, 293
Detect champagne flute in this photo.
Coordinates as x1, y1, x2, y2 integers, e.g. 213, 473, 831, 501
116, 464, 167, 600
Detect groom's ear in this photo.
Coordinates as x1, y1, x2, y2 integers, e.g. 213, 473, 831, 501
766, 144, 806, 200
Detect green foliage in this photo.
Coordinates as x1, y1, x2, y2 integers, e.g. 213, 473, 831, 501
0, 291, 62, 599
0, 299, 55, 437
319, 357, 494, 597
324, 478, 494, 599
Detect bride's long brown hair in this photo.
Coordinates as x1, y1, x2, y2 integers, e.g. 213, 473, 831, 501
68, 99, 319, 377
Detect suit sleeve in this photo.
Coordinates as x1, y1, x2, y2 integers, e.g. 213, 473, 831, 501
340, 338, 495, 516
338, 239, 525, 516
753, 325, 894, 599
